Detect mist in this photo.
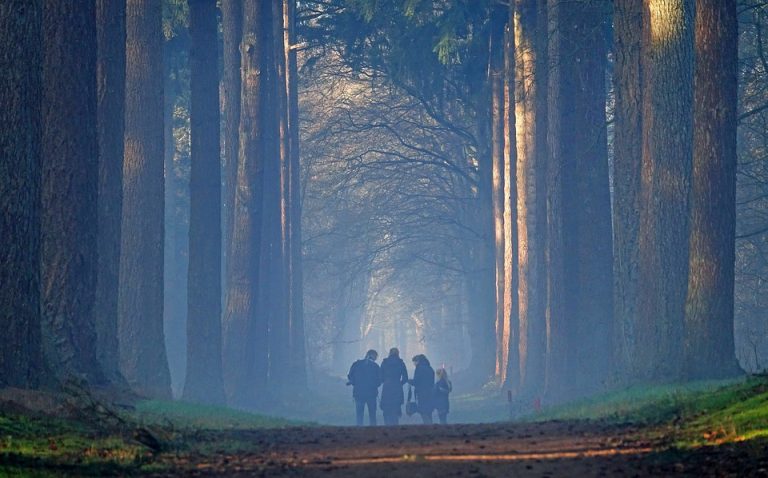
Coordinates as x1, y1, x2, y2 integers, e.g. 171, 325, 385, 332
2, 0, 768, 475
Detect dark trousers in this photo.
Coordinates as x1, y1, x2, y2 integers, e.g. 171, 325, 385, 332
382, 410, 400, 426
420, 411, 433, 424
355, 397, 377, 426
438, 412, 448, 424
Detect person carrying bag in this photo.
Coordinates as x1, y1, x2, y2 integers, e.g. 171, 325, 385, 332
405, 384, 418, 417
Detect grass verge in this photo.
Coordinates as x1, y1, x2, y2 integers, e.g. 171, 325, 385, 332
0, 397, 301, 476
134, 399, 301, 430
529, 375, 768, 447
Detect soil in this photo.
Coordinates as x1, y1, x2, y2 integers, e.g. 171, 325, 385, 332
152, 420, 768, 477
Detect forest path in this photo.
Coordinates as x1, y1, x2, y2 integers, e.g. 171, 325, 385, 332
151, 420, 759, 477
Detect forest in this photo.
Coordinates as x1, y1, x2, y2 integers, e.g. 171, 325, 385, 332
2, 0, 768, 476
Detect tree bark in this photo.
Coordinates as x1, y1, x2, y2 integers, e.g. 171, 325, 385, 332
183, 0, 226, 405
502, 0, 520, 391
284, 0, 308, 389
490, 2, 510, 385
466, 15, 499, 387
222, 0, 242, 293
468, 146, 498, 384
544, 0, 567, 398
546, 0, 613, 399
223, 0, 269, 407
95, 0, 126, 384
612, 0, 643, 378
41, 0, 104, 384
120, 0, 171, 398
266, 0, 290, 395
566, 0, 613, 396
0, 0, 42, 389
636, 0, 694, 381
514, 0, 547, 397
685, 0, 740, 379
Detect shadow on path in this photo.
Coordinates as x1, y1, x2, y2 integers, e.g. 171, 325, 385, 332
149, 420, 768, 477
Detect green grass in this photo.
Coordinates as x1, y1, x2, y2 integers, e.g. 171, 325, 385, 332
0, 398, 304, 476
682, 379, 768, 446
530, 378, 742, 423
0, 412, 149, 476
134, 399, 304, 430
4, 378, 768, 474
529, 375, 768, 447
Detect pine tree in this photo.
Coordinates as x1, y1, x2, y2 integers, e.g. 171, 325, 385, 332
120, 0, 172, 398
183, 0, 226, 404
41, 0, 104, 384
0, 0, 43, 388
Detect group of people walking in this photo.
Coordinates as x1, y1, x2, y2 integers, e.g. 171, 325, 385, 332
347, 348, 452, 426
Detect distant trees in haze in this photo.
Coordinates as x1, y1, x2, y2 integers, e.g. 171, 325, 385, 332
299, 0, 746, 401
0, 0, 306, 408
220, 0, 306, 406
0, 0, 762, 408
183, 0, 225, 405
222, 0, 269, 406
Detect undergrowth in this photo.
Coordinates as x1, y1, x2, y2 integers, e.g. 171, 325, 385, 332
530, 375, 768, 447
0, 394, 300, 476
3, 376, 768, 475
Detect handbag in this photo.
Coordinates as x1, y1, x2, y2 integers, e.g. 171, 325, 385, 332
405, 385, 418, 416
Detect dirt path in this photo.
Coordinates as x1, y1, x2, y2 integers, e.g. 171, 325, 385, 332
150, 420, 768, 477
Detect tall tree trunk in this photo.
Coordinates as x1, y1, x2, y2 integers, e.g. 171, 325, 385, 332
545, 0, 613, 398
223, 0, 268, 407
454, 12, 498, 386
120, 0, 171, 398
490, 3, 510, 385
95, 0, 126, 384
463, 226, 497, 384
222, 0, 242, 295
163, 34, 190, 397
466, 157, 498, 383
41, 0, 104, 384
0, 0, 42, 389
183, 0, 226, 405
635, 0, 694, 381
566, 0, 613, 395
465, 18, 498, 386
284, 0, 307, 389
503, 0, 520, 391
544, 0, 567, 398
514, 0, 547, 397
685, 0, 740, 379
612, 0, 643, 378
266, 0, 290, 395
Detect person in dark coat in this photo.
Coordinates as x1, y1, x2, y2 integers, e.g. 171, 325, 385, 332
434, 367, 452, 424
409, 354, 435, 424
379, 348, 409, 425
347, 349, 382, 426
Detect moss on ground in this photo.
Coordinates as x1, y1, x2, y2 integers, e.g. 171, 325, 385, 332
682, 379, 768, 446
530, 375, 768, 447
3, 377, 768, 475
0, 411, 150, 476
0, 398, 301, 476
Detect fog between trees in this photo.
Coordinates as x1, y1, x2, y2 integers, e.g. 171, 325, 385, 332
1, 0, 767, 418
